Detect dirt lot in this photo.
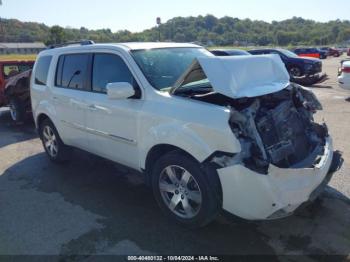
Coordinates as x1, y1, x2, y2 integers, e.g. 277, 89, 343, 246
0, 55, 349, 260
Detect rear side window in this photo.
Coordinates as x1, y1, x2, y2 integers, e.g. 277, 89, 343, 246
92, 54, 135, 93
34, 56, 52, 85
56, 54, 89, 90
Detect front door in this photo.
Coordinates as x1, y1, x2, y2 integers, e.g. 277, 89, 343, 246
84, 52, 143, 169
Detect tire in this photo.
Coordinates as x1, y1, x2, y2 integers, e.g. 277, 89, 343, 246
289, 66, 302, 77
152, 151, 221, 228
9, 97, 25, 123
39, 119, 71, 163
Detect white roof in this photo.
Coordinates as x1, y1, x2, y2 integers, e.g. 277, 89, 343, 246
175, 54, 290, 99
117, 42, 201, 50
40, 42, 202, 56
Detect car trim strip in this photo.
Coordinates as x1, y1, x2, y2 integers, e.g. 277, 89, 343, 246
61, 120, 137, 145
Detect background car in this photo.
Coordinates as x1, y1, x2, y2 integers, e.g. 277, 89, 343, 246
320, 47, 341, 57
338, 60, 350, 90
316, 48, 328, 59
347, 48, 350, 56
4, 69, 33, 122
0, 61, 34, 108
248, 48, 322, 78
294, 48, 323, 59
210, 49, 251, 56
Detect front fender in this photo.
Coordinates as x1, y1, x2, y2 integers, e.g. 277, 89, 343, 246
139, 121, 241, 170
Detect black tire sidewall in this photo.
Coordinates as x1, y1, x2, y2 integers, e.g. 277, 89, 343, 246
9, 98, 25, 122
151, 151, 221, 228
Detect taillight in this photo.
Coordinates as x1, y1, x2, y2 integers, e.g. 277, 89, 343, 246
342, 67, 350, 73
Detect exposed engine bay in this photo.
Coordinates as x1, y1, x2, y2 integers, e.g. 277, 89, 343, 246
176, 84, 328, 173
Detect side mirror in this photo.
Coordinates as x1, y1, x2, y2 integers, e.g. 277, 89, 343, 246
106, 82, 135, 100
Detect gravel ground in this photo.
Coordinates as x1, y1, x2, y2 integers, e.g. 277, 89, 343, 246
0, 55, 349, 261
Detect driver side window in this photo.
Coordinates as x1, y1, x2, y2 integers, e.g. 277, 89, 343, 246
92, 53, 137, 94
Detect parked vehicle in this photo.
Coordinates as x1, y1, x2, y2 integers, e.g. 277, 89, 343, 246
293, 48, 323, 59
248, 48, 322, 77
31, 41, 342, 227
338, 60, 350, 90
0, 61, 34, 109
320, 47, 341, 57
4, 69, 33, 122
316, 49, 328, 59
347, 48, 350, 56
210, 49, 251, 56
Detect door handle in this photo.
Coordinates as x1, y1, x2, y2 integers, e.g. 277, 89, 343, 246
52, 96, 59, 103
88, 104, 98, 111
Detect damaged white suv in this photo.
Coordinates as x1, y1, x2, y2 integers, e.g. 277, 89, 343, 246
31, 42, 342, 227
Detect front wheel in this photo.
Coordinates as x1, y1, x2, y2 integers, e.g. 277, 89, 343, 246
289, 66, 302, 77
152, 151, 221, 228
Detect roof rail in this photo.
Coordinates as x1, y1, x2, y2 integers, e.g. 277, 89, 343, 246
48, 40, 95, 49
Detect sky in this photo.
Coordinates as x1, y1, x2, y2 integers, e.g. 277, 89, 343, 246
0, 0, 349, 32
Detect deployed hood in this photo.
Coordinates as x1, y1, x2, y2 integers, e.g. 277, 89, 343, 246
172, 54, 290, 99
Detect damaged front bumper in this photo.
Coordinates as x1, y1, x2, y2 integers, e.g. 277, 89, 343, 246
217, 137, 342, 220
291, 73, 328, 86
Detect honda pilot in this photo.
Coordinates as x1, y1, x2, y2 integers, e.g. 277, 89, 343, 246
31, 42, 342, 227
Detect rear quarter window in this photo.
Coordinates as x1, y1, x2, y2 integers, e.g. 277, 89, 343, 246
34, 56, 52, 85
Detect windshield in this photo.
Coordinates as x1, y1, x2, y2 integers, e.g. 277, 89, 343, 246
132, 47, 212, 90
278, 49, 299, 58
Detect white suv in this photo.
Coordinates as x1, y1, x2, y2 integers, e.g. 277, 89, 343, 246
31, 41, 341, 227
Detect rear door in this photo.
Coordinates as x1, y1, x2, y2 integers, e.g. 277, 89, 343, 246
51, 53, 91, 150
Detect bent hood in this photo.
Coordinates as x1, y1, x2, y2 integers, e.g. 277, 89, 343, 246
172, 54, 290, 99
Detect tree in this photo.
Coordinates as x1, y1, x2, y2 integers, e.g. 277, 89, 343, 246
46, 25, 66, 45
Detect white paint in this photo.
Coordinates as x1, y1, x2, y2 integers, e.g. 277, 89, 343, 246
31, 42, 334, 221
218, 138, 333, 220
196, 54, 290, 98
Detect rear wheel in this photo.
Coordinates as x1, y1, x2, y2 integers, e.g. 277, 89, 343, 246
9, 97, 25, 123
39, 119, 71, 163
152, 151, 221, 228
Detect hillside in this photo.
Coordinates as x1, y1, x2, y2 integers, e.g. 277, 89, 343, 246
1, 15, 350, 46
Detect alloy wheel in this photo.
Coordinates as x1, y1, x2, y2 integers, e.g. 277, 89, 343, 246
290, 67, 302, 77
42, 125, 58, 157
159, 165, 202, 219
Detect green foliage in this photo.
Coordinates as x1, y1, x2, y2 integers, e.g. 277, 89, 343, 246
46, 25, 66, 45
1, 16, 350, 46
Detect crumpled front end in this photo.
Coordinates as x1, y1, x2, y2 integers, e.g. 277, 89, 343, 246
209, 84, 343, 220
217, 138, 337, 220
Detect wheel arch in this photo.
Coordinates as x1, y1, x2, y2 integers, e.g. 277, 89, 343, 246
144, 144, 198, 184
36, 113, 51, 130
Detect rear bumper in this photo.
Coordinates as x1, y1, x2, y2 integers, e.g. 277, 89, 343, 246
217, 137, 343, 220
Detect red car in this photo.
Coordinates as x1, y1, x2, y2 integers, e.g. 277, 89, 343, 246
0, 61, 34, 121
293, 48, 321, 59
